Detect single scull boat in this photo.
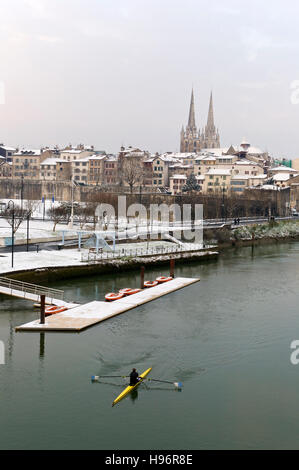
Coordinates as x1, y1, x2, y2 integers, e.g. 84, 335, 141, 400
112, 367, 152, 407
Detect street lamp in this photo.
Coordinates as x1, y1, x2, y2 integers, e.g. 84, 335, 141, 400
68, 179, 74, 229
7, 200, 14, 268
26, 211, 31, 252
221, 186, 225, 222
20, 175, 24, 211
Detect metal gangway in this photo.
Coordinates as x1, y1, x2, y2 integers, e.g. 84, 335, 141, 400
0, 276, 66, 306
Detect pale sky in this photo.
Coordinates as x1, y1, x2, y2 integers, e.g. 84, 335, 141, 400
0, 0, 299, 158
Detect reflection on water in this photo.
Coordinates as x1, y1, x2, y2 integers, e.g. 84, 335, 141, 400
39, 333, 45, 358
1, 242, 299, 449
129, 390, 139, 404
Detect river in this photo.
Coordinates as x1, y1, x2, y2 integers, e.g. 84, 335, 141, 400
1, 242, 299, 450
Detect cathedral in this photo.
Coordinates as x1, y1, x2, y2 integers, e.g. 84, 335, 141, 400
180, 89, 220, 153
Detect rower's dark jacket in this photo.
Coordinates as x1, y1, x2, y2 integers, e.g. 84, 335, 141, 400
129, 370, 139, 385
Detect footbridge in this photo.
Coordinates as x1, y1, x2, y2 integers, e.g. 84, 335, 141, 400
0, 277, 77, 308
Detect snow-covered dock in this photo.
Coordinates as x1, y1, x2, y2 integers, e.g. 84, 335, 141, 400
15, 277, 200, 332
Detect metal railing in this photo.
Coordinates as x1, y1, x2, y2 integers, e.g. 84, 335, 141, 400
0, 277, 64, 302
81, 243, 214, 263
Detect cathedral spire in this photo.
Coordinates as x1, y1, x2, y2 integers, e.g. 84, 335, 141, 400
206, 91, 215, 131
187, 89, 196, 131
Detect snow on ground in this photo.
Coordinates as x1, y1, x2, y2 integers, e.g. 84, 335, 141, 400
0, 239, 205, 275
0, 218, 76, 241
233, 220, 299, 240
0, 248, 85, 274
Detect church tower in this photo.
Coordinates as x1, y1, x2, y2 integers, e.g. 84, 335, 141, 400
202, 92, 220, 149
180, 89, 202, 153
180, 90, 220, 153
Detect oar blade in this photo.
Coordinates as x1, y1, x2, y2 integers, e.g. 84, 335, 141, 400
174, 382, 183, 389
91, 376, 100, 382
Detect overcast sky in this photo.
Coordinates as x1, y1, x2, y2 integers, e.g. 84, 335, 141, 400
0, 0, 298, 158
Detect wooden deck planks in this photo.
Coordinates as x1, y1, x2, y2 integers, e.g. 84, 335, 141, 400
15, 277, 200, 333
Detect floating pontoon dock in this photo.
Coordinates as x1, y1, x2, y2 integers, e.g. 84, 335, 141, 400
15, 277, 200, 332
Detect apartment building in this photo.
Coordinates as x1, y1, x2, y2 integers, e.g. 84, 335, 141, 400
103, 156, 118, 185
203, 169, 231, 194
72, 157, 89, 183
88, 155, 107, 185
169, 174, 187, 195
169, 174, 205, 195
0, 160, 12, 178
60, 149, 94, 162
0, 145, 16, 162
56, 160, 72, 182
40, 158, 59, 181
11, 149, 53, 180
232, 160, 264, 177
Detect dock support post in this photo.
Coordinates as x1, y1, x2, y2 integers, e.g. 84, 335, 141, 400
40, 295, 45, 324
140, 266, 145, 289
170, 259, 175, 278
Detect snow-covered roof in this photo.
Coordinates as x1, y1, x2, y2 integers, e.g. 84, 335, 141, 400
273, 173, 294, 182
0, 145, 16, 151
235, 160, 261, 166
206, 169, 231, 176
170, 164, 193, 169
14, 149, 41, 156
250, 174, 267, 180
40, 158, 63, 166
261, 184, 279, 190
200, 148, 228, 157
233, 145, 265, 155
202, 156, 217, 161
164, 152, 195, 159
89, 154, 107, 161
170, 174, 187, 179
61, 149, 84, 154
270, 165, 294, 172
231, 175, 250, 180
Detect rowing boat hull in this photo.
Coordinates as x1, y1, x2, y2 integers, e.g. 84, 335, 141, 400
112, 367, 152, 406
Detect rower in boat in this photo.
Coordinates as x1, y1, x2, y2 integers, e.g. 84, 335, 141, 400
129, 368, 139, 386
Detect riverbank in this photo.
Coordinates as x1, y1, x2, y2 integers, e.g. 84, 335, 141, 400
1, 248, 218, 283
212, 220, 299, 249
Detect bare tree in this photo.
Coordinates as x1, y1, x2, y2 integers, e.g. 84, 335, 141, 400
47, 205, 70, 232
121, 157, 145, 193
74, 204, 97, 229
3, 205, 28, 234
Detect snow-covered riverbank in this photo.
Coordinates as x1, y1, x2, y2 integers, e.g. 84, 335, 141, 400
233, 220, 299, 241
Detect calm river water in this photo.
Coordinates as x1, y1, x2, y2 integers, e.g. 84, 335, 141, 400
1, 243, 299, 450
